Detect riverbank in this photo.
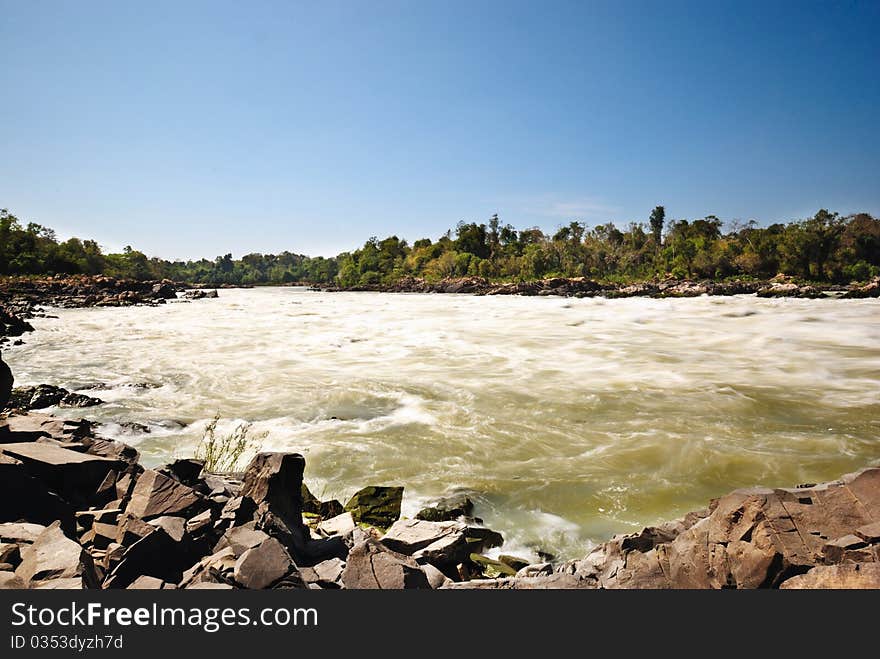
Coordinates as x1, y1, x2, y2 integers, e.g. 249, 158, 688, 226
0, 399, 877, 589
314, 274, 880, 299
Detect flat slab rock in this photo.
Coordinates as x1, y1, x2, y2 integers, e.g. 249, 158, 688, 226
780, 563, 880, 589
573, 466, 880, 589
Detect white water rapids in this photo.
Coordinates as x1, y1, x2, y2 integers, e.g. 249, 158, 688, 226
5, 288, 879, 561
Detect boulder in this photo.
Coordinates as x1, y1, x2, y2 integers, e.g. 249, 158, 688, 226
105, 523, 200, 589
0, 412, 94, 443
780, 563, 880, 589
126, 469, 204, 519
215, 524, 270, 556
344, 486, 404, 529
310, 557, 345, 588
572, 466, 880, 589
15, 522, 98, 588
241, 453, 306, 525
381, 519, 471, 569
7, 385, 103, 411
233, 537, 301, 589
0, 441, 123, 509
341, 539, 430, 589
316, 512, 356, 537
158, 459, 205, 487
301, 483, 344, 518
416, 493, 475, 522
0, 455, 75, 532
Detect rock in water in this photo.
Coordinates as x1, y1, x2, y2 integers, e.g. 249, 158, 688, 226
0, 352, 12, 411
344, 486, 404, 529
416, 493, 475, 522
341, 539, 430, 589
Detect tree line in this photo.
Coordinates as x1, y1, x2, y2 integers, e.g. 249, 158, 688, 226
1, 207, 878, 286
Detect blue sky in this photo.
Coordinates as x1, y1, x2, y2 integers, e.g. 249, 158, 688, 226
1, 1, 878, 259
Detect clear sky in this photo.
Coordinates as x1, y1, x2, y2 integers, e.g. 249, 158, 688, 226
1, 1, 878, 259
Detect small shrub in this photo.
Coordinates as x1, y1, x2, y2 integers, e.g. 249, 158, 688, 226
195, 413, 267, 474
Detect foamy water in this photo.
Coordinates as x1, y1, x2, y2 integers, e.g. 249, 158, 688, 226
5, 288, 879, 561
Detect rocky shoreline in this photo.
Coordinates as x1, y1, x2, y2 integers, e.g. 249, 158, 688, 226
0, 275, 218, 345
0, 401, 877, 589
314, 274, 880, 300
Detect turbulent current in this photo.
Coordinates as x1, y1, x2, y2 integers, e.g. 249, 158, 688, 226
5, 288, 880, 561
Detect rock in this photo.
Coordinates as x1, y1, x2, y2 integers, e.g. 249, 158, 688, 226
469, 554, 517, 578
0, 572, 26, 589
780, 563, 880, 589
854, 521, 880, 543
219, 496, 257, 527
0, 412, 94, 443
381, 519, 471, 569
233, 537, 300, 590
215, 524, 270, 556
416, 493, 475, 522
179, 547, 237, 588
127, 575, 169, 589
150, 282, 177, 299
423, 563, 452, 589
241, 453, 306, 526
308, 558, 345, 588
185, 509, 215, 536
0, 543, 21, 566
15, 522, 98, 588
126, 469, 205, 519
6, 384, 103, 411
186, 582, 232, 589
498, 555, 531, 572
158, 459, 205, 487
149, 516, 187, 543
572, 466, 880, 589
316, 512, 356, 537
442, 573, 591, 589
0, 352, 12, 410
344, 486, 404, 529
114, 513, 156, 546
105, 524, 199, 589
0, 441, 122, 509
0, 522, 47, 544
515, 562, 554, 578
341, 539, 430, 589
0, 456, 75, 532
301, 483, 344, 518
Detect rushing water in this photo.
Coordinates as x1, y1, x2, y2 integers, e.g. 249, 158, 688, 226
5, 288, 879, 561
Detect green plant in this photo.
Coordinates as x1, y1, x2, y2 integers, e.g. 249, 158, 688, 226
195, 413, 267, 474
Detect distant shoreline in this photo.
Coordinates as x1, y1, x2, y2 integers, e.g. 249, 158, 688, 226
311, 274, 880, 300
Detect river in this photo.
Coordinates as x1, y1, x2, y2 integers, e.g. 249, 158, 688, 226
5, 288, 879, 561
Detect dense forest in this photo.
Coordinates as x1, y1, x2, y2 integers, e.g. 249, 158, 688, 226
1, 207, 878, 286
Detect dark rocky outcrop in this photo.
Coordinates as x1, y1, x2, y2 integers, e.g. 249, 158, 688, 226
6, 384, 103, 411
0, 352, 12, 411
